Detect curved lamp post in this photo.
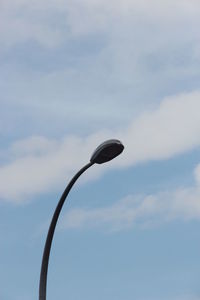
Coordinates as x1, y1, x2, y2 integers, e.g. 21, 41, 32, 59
39, 139, 124, 300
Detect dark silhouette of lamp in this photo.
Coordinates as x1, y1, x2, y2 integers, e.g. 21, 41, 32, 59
39, 139, 124, 300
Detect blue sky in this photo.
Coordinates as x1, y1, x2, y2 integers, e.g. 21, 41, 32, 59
1, 0, 200, 299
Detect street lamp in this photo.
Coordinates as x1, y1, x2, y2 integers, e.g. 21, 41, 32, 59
39, 139, 124, 300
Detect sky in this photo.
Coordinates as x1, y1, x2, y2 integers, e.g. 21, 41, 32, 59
0, 0, 200, 299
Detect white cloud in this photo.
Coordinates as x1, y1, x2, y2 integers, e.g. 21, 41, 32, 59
1, 0, 200, 45
0, 131, 111, 202
1, 0, 200, 138
119, 90, 200, 167
0, 91, 200, 202
1, 0, 200, 74
0, 0, 63, 48
61, 164, 200, 232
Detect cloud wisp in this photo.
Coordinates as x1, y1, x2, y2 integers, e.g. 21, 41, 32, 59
0, 90, 200, 203
61, 164, 200, 232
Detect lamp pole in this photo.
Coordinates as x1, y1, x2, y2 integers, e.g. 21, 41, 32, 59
39, 139, 124, 300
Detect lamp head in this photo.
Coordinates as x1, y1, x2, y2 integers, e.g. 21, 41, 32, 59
90, 139, 124, 164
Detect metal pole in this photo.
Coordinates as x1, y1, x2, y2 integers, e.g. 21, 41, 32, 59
39, 162, 94, 300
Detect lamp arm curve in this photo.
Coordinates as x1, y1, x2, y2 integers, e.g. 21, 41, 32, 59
39, 161, 94, 300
